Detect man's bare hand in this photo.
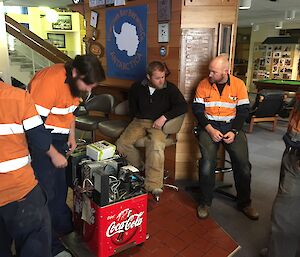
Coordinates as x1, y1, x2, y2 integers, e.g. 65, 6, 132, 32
47, 145, 68, 168
223, 131, 235, 144
205, 125, 223, 142
50, 152, 68, 169
152, 115, 167, 129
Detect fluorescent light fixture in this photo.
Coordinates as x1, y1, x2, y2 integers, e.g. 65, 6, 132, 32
239, 0, 251, 10
285, 10, 296, 20
275, 21, 283, 29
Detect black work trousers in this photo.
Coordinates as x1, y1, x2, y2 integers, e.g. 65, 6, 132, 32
0, 185, 51, 257
31, 139, 73, 256
197, 129, 252, 208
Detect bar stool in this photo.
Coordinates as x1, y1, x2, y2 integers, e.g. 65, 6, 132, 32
75, 94, 115, 142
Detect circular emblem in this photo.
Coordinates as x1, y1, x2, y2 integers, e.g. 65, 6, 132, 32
160, 46, 167, 57
88, 41, 104, 58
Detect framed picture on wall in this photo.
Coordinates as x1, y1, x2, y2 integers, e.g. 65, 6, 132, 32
157, 0, 171, 22
90, 11, 98, 28
47, 33, 66, 48
217, 23, 233, 57
52, 15, 72, 30
105, 0, 114, 6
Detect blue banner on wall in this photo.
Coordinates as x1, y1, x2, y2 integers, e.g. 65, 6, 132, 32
106, 5, 147, 80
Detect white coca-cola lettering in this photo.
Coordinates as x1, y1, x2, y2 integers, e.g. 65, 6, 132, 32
106, 211, 144, 238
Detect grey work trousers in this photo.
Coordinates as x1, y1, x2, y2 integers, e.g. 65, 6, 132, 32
267, 148, 300, 257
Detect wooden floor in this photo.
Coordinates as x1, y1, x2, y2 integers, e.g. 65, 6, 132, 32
65, 185, 240, 257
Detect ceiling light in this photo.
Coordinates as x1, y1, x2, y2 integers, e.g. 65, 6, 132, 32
275, 21, 283, 29
285, 10, 296, 20
239, 0, 252, 10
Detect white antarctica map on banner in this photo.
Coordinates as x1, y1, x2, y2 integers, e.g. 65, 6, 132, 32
113, 22, 140, 57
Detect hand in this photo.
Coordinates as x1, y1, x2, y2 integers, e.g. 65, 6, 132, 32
206, 125, 223, 142
47, 145, 68, 169
223, 131, 235, 144
152, 115, 167, 129
67, 135, 77, 156
50, 152, 68, 169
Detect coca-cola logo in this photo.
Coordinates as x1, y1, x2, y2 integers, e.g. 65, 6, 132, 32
106, 208, 144, 245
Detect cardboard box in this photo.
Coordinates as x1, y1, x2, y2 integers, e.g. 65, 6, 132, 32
86, 141, 116, 161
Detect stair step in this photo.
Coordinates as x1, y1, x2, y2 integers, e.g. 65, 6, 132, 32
10, 56, 27, 62
20, 63, 33, 69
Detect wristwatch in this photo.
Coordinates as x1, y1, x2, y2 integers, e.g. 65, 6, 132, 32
231, 129, 239, 136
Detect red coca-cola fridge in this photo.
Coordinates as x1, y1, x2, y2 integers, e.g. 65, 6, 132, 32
77, 193, 148, 257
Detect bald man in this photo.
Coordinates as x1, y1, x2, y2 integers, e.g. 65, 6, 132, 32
192, 55, 259, 220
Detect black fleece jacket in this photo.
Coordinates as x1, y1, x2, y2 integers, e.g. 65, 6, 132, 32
129, 79, 187, 121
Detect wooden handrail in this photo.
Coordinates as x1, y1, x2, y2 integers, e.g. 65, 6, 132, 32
5, 15, 72, 64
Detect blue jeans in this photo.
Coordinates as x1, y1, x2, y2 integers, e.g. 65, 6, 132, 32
0, 185, 51, 257
197, 129, 252, 208
267, 148, 300, 257
31, 140, 73, 256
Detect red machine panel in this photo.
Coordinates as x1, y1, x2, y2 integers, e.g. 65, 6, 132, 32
76, 193, 147, 257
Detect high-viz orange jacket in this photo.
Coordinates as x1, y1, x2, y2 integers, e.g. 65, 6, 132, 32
192, 75, 250, 130
0, 82, 49, 206
29, 64, 80, 136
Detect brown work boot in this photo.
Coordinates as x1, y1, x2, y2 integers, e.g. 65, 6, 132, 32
197, 205, 210, 219
151, 188, 163, 202
240, 206, 259, 220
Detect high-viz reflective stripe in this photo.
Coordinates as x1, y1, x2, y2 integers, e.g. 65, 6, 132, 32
45, 125, 70, 134
205, 114, 235, 122
0, 155, 31, 173
51, 105, 77, 115
0, 124, 24, 135
237, 99, 250, 106
35, 104, 51, 117
205, 101, 236, 108
193, 97, 205, 104
23, 115, 43, 131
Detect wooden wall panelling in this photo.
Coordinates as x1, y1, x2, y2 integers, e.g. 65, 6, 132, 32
84, 0, 182, 89
181, 6, 237, 27
184, 0, 236, 6
175, 0, 239, 180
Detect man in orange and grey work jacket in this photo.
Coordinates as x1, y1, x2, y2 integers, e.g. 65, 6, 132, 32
0, 79, 66, 257
261, 89, 300, 257
192, 55, 259, 220
29, 55, 105, 257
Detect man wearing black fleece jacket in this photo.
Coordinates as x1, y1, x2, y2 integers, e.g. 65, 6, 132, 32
116, 61, 187, 196
192, 55, 259, 220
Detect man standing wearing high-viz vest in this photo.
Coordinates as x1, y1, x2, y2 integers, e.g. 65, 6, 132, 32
0, 79, 66, 257
29, 55, 105, 257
